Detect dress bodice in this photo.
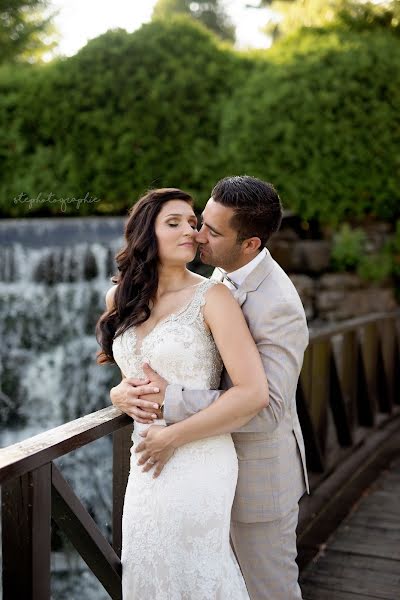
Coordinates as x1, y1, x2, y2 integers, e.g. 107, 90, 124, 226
112, 279, 223, 390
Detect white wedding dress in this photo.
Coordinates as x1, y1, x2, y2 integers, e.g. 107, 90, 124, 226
112, 279, 249, 600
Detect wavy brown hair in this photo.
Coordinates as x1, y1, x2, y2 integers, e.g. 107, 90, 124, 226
96, 188, 194, 365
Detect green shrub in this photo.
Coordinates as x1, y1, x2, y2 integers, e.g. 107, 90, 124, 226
0, 18, 247, 216
219, 28, 400, 224
331, 220, 400, 284
357, 252, 393, 282
1, 20, 399, 221
331, 223, 366, 271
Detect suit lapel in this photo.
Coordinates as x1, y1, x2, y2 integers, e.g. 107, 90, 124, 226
233, 288, 248, 307
234, 249, 275, 305
210, 250, 275, 306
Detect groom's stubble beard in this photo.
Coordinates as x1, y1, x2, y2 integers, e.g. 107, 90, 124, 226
198, 242, 243, 272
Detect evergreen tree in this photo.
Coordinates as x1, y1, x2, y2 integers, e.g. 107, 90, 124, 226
0, 0, 57, 64
152, 0, 235, 41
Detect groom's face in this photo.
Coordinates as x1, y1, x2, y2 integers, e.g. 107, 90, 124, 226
195, 198, 243, 271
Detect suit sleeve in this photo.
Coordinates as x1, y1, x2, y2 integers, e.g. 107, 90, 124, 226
242, 298, 309, 433
163, 385, 222, 425
163, 297, 309, 432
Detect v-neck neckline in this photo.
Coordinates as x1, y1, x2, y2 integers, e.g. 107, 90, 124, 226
131, 279, 207, 355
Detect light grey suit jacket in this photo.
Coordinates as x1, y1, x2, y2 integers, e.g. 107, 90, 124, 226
164, 250, 309, 523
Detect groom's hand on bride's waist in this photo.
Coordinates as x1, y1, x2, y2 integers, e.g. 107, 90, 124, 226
109, 364, 168, 424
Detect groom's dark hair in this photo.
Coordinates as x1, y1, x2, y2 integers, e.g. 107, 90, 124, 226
211, 175, 283, 246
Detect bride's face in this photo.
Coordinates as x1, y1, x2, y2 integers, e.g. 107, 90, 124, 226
155, 200, 198, 265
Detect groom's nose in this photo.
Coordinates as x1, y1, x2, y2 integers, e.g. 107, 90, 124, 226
195, 226, 207, 244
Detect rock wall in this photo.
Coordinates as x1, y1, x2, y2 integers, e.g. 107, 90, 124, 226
267, 219, 398, 323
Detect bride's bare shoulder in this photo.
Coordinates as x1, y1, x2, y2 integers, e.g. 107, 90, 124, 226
105, 284, 118, 311
204, 282, 235, 306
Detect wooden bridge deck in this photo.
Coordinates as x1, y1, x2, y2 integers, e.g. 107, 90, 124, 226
300, 456, 400, 600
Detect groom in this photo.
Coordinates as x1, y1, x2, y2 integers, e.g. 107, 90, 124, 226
111, 175, 309, 600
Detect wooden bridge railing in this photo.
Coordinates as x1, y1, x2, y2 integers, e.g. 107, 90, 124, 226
1, 310, 399, 599
300, 311, 400, 479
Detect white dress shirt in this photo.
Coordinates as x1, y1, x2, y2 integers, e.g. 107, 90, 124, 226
221, 248, 267, 290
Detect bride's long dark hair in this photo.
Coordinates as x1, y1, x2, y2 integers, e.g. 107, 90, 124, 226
96, 187, 194, 365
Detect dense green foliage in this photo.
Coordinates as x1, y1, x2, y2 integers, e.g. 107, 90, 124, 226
331, 221, 400, 285
152, 0, 235, 41
0, 0, 57, 63
219, 28, 400, 223
331, 224, 366, 271
0, 18, 246, 216
0, 17, 399, 223
259, 0, 400, 40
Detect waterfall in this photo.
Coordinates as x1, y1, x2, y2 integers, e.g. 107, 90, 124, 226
0, 217, 127, 599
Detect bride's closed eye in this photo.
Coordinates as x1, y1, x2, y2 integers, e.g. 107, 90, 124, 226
168, 222, 197, 230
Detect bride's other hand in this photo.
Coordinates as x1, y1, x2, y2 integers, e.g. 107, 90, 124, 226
110, 378, 161, 424
135, 425, 177, 477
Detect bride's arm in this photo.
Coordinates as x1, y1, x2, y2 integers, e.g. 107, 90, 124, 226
159, 284, 269, 446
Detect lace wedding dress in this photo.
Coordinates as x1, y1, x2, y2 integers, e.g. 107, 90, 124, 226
112, 279, 249, 600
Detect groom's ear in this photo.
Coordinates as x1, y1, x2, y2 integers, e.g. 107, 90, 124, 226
242, 237, 262, 254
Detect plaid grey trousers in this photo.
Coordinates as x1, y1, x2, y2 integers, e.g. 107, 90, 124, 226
231, 505, 303, 600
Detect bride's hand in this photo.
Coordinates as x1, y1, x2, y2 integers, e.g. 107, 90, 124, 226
110, 378, 161, 424
135, 425, 177, 478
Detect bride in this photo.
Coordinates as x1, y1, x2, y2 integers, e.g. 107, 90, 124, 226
96, 188, 268, 599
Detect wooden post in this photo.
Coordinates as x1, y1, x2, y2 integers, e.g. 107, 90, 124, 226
340, 330, 358, 433
112, 423, 133, 558
51, 463, 122, 599
310, 340, 330, 458
2, 463, 51, 599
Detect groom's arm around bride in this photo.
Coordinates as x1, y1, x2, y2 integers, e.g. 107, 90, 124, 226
111, 176, 309, 600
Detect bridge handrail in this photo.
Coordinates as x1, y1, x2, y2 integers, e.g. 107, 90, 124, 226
1, 309, 399, 485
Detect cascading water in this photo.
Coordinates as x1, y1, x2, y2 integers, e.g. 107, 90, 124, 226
0, 217, 127, 599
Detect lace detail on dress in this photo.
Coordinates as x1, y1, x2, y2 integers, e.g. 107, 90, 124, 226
112, 278, 249, 600
112, 278, 223, 389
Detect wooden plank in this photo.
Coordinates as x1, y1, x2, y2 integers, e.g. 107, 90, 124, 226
300, 457, 400, 599
308, 310, 400, 344
360, 322, 379, 422
393, 327, 400, 405
328, 529, 400, 560
310, 340, 330, 456
348, 514, 400, 530
356, 339, 375, 427
112, 423, 133, 557
51, 462, 122, 600
0, 407, 131, 484
338, 330, 358, 434
298, 418, 400, 570
376, 336, 392, 413
2, 463, 51, 599
329, 348, 353, 446
378, 318, 397, 409
301, 581, 383, 600
302, 566, 399, 600
306, 549, 400, 576
296, 378, 325, 472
